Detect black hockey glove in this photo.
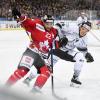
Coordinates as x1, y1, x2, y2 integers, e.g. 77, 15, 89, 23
59, 37, 68, 47
12, 7, 21, 19
85, 52, 94, 63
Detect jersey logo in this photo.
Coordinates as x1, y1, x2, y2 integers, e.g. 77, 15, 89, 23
45, 32, 51, 39
45, 32, 54, 39
36, 23, 45, 32
39, 40, 49, 52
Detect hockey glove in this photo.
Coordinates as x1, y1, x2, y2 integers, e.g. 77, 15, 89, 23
85, 52, 94, 63
12, 7, 21, 19
59, 37, 68, 47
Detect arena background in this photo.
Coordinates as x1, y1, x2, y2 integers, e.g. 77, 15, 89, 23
0, 0, 100, 100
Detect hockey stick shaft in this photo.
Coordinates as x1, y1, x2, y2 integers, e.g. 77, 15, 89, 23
50, 43, 54, 94
50, 42, 67, 100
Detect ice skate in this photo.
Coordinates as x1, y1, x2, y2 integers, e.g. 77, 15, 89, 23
70, 76, 82, 88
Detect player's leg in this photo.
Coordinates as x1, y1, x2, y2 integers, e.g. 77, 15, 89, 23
31, 55, 51, 93
23, 52, 59, 87
6, 48, 35, 86
6, 67, 29, 86
70, 52, 85, 86
32, 65, 51, 91
51, 49, 84, 86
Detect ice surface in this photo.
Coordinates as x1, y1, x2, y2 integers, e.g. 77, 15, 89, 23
0, 30, 100, 100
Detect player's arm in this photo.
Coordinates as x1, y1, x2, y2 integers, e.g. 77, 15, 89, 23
12, 7, 26, 23
76, 37, 94, 63
12, 7, 21, 19
54, 28, 68, 48
12, 7, 36, 28
58, 36, 68, 47
54, 34, 68, 49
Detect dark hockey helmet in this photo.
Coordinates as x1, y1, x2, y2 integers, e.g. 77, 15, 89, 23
42, 15, 54, 23
81, 21, 92, 30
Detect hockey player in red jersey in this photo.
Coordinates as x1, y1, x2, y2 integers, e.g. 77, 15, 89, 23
6, 8, 58, 93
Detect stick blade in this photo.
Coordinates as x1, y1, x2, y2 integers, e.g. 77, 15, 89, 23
52, 92, 67, 100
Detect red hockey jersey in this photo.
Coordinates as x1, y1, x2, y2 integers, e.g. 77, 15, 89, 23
20, 16, 57, 53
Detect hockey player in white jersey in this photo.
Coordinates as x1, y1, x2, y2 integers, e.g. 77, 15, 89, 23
52, 21, 94, 87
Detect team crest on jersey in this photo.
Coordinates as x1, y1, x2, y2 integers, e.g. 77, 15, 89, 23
36, 23, 45, 32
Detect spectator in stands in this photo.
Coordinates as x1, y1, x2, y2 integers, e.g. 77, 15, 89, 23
0, 0, 100, 20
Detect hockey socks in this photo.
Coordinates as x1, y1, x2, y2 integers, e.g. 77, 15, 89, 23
6, 67, 29, 86
34, 65, 51, 89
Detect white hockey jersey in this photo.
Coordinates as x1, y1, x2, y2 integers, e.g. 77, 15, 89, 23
60, 24, 88, 52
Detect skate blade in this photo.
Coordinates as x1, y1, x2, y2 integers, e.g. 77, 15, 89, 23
70, 82, 81, 88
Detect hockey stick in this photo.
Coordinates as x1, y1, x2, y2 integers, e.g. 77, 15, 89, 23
50, 42, 67, 100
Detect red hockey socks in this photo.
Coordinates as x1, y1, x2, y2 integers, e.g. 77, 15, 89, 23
34, 65, 51, 89
6, 67, 29, 86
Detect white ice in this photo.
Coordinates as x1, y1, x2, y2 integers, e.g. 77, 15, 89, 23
0, 30, 100, 100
